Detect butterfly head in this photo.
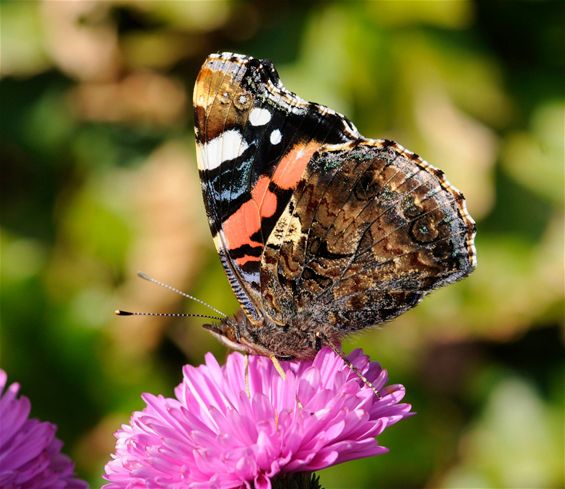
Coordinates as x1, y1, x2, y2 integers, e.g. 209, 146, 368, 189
202, 309, 335, 360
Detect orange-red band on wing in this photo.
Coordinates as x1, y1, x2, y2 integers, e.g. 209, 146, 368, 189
272, 142, 320, 190
235, 255, 261, 267
223, 143, 319, 252
223, 176, 277, 250
252, 175, 277, 219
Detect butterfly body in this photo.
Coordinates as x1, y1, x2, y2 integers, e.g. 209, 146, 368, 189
194, 53, 476, 359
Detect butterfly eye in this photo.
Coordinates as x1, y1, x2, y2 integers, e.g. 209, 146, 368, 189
314, 334, 323, 351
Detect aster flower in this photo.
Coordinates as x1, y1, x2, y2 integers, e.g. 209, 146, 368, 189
104, 347, 412, 489
0, 369, 87, 489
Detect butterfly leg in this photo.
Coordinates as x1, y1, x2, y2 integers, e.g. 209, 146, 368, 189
244, 353, 251, 398
316, 332, 381, 398
270, 355, 287, 380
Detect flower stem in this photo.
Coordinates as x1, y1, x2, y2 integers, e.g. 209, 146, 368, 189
270, 472, 323, 489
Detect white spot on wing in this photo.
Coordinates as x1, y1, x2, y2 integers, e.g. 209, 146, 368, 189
249, 107, 271, 126
270, 129, 282, 145
199, 129, 248, 171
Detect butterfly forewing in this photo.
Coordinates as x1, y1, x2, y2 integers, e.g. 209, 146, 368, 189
194, 52, 359, 323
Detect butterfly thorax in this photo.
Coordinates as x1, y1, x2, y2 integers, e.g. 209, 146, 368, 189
203, 309, 338, 360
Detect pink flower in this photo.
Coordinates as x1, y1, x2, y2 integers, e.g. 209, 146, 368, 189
104, 348, 412, 489
0, 369, 87, 489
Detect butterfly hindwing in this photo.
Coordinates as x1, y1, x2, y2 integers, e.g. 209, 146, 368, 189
260, 139, 476, 333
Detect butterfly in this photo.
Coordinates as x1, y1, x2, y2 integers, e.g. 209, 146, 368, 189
193, 52, 476, 360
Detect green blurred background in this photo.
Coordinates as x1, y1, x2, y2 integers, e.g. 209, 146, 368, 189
1, 1, 563, 488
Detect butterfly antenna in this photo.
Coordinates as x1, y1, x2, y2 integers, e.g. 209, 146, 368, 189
115, 310, 223, 321
316, 332, 381, 399
136, 271, 227, 318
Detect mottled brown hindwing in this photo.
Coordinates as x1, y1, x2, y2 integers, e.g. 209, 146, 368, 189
260, 139, 476, 335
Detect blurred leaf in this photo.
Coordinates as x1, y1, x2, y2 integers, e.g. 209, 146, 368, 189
502, 100, 565, 206
122, 31, 194, 69
1, 231, 46, 283
41, 0, 120, 81
0, 0, 51, 76
59, 172, 132, 269
366, 0, 473, 29
440, 377, 564, 489
132, 0, 231, 32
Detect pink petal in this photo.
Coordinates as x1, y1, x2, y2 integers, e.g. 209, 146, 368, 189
104, 348, 412, 487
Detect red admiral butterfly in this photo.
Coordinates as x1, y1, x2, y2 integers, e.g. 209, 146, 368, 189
193, 52, 476, 360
